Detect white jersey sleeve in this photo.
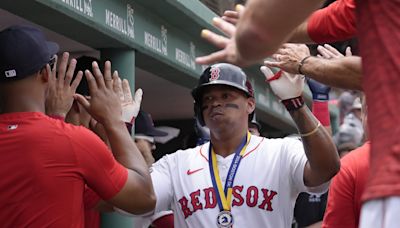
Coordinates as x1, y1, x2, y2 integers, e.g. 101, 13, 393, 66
282, 137, 329, 194
150, 153, 176, 213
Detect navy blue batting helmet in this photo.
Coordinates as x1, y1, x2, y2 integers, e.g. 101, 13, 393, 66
192, 63, 254, 126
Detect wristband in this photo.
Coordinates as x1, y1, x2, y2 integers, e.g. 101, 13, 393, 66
298, 56, 312, 75
299, 121, 321, 137
312, 101, 331, 126
281, 96, 304, 111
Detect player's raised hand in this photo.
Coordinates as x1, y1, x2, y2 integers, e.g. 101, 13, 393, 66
317, 44, 352, 59
112, 72, 143, 124
45, 52, 83, 118
196, 5, 248, 66
74, 61, 122, 126
221, 4, 245, 25
260, 66, 304, 100
264, 43, 310, 74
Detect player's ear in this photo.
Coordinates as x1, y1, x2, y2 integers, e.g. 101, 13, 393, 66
247, 97, 255, 114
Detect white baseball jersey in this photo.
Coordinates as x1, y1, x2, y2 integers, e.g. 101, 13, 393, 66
132, 210, 173, 228
148, 135, 328, 227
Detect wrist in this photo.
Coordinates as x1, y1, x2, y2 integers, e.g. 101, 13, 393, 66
102, 119, 126, 131
298, 56, 312, 75
281, 96, 305, 111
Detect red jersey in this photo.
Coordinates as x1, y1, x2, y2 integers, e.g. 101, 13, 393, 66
307, 0, 356, 43
84, 187, 101, 228
0, 112, 128, 227
322, 142, 370, 228
356, 0, 400, 201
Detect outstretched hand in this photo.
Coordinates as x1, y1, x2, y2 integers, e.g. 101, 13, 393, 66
113, 73, 143, 124
263, 43, 310, 74
260, 66, 304, 100
317, 44, 352, 59
196, 5, 248, 66
45, 52, 83, 117
74, 61, 122, 127
221, 8, 242, 25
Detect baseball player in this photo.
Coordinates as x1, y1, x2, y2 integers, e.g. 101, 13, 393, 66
137, 63, 339, 227
0, 25, 155, 227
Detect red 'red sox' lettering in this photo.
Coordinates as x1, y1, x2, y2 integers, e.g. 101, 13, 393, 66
178, 186, 278, 219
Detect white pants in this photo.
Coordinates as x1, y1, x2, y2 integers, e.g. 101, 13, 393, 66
359, 197, 400, 228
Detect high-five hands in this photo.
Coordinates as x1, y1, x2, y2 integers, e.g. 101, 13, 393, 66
45, 52, 83, 117
113, 74, 142, 124
260, 66, 304, 100
74, 61, 123, 126
195, 5, 248, 66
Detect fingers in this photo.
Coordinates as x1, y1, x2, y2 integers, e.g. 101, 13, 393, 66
85, 69, 98, 94
196, 49, 227, 65
324, 44, 343, 57
317, 44, 345, 59
74, 94, 90, 110
57, 52, 70, 85
122, 79, 133, 102
271, 53, 283, 61
263, 60, 282, 68
51, 55, 58, 77
221, 16, 238, 25
212, 17, 236, 37
345, 46, 353, 56
70, 71, 83, 92
134, 88, 143, 107
114, 76, 124, 102
235, 4, 245, 15
91, 61, 106, 89
65, 58, 77, 86
200, 29, 229, 49
112, 70, 121, 94
222, 10, 239, 25
103, 61, 113, 89
260, 66, 275, 80
274, 48, 289, 56
317, 45, 334, 59
45, 63, 55, 84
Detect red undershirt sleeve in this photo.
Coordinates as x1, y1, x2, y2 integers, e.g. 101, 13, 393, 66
307, 0, 356, 43
72, 128, 128, 201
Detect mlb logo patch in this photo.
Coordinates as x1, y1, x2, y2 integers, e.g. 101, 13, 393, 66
5, 70, 17, 78
7, 124, 18, 130
209, 67, 220, 81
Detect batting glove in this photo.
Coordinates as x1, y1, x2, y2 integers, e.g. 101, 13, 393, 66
260, 66, 304, 100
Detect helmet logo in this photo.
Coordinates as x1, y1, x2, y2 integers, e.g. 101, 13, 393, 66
209, 67, 220, 81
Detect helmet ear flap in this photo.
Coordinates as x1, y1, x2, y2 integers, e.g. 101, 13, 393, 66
194, 101, 206, 126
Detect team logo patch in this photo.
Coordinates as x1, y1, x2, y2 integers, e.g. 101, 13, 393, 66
209, 67, 220, 81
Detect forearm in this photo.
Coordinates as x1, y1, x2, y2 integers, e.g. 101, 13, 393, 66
288, 21, 315, 44
236, 0, 323, 62
290, 106, 340, 186
303, 56, 362, 90
103, 121, 150, 180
